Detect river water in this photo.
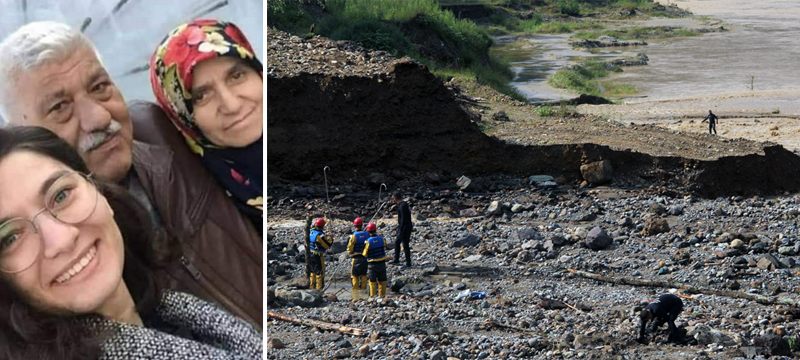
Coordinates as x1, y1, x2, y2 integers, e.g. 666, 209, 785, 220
495, 0, 800, 106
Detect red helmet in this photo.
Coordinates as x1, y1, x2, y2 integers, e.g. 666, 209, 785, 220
312, 217, 326, 228
365, 222, 377, 233
353, 217, 364, 228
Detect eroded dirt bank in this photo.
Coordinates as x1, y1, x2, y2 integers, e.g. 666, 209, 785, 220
267, 29, 800, 198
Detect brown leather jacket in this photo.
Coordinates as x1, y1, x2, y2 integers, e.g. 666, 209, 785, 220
127, 101, 262, 327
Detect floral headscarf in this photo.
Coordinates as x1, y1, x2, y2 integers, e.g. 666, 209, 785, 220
150, 19, 263, 229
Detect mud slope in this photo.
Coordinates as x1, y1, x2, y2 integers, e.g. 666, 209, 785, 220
267, 30, 800, 197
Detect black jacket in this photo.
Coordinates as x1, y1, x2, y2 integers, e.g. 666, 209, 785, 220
396, 200, 413, 237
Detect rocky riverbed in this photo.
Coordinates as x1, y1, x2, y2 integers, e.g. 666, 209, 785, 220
267, 180, 800, 359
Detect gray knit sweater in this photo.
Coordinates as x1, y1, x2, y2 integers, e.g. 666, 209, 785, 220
87, 290, 262, 359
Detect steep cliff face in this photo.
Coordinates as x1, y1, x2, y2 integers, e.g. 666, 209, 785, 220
267, 30, 800, 197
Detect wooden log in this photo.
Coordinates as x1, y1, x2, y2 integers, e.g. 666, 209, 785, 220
567, 269, 800, 307
267, 311, 367, 337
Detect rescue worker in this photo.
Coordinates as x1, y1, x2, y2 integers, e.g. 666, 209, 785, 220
701, 110, 719, 135
362, 222, 391, 297
308, 217, 334, 290
346, 217, 370, 300
638, 293, 684, 344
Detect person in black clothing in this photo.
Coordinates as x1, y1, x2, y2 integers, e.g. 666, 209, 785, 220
638, 293, 684, 344
391, 191, 413, 267
702, 110, 719, 135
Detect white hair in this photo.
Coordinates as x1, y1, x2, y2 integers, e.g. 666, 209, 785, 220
0, 21, 103, 125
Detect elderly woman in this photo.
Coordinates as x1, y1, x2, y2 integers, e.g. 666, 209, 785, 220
0, 127, 261, 359
149, 19, 262, 229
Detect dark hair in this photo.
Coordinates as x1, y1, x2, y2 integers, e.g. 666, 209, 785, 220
0, 126, 172, 359
392, 191, 402, 200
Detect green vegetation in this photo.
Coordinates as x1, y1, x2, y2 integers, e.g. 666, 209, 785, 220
268, 0, 690, 103
548, 60, 635, 97
269, 0, 525, 100
535, 103, 578, 117
573, 26, 699, 41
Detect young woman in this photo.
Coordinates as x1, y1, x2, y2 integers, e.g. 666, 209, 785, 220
149, 19, 262, 230
0, 127, 261, 359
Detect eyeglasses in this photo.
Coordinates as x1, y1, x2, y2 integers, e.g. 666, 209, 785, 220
0, 172, 98, 273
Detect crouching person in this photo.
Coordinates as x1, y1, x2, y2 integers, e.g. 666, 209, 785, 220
638, 293, 684, 344
309, 217, 333, 290
362, 222, 390, 298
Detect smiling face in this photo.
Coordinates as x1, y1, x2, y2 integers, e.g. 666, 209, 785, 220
6, 45, 133, 183
0, 150, 125, 315
190, 56, 263, 148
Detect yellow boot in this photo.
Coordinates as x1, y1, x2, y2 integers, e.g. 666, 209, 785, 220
351, 276, 360, 301
309, 273, 316, 289
369, 281, 378, 297
316, 272, 324, 290
378, 281, 387, 297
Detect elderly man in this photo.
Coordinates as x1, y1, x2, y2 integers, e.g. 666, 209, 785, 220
0, 21, 262, 327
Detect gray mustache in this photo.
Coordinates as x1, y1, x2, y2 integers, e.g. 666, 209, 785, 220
78, 120, 122, 154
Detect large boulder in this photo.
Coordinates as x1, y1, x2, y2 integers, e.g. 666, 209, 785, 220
688, 325, 736, 346
274, 289, 323, 307
754, 334, 791, 357
584, 226, 612, 250
580, 160, 614, 185
453, 234, 481, 248
642, 217, 670, 236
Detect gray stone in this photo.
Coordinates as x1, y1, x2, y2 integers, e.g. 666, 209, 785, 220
275, 289, 323, 307
453, 234, 481, 248
585, 226, 612, 250
648, 203, 667, 215
459, 208, 479, 217
516, 250, 533, 262
422, 264, 440, 275
511, 204, 525, 213
549, 234, 568, 246
642, 217, 670, 236
430, 350, 446, 360
688, 325, 736, 346
463, 254, 482, 263
730, 239, 745, 249
492, 111, 510, 122
528, 175, 555, 185
778, 246, 795, 256
516, 227, 542, 241
667, 205, 684, 216
579, 160, 613, 184
753, 334, 791, 356
334, 349, 350, 358
757, 254, 784, 270
336, 339, 352, 349
268, 337, 285, 349
486, 201, 503, 216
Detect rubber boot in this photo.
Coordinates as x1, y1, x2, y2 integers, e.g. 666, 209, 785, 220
378, 281, 387, 297
309, 273, 316, 289
351, 276, 360, 301
316, 272, 324, 290
359, 275, 368, 289
369, 281, 378, 297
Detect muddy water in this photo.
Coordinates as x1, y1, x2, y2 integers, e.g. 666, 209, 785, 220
495, 0, 800, 109
621, 0, 800, 101
492, 34, 641, 102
